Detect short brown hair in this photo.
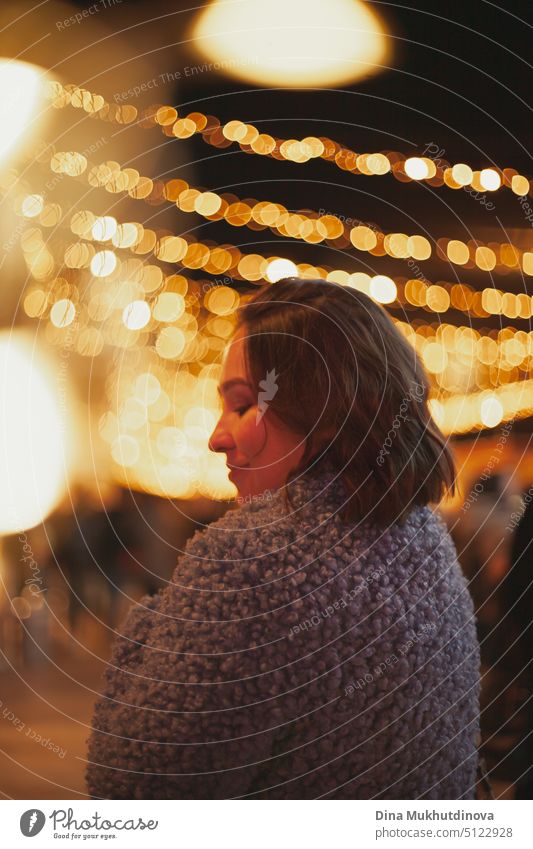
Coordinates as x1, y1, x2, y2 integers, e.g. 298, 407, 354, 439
235, 277, 455, 526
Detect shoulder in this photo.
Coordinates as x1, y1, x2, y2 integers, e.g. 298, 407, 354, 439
354, 504, 463, 600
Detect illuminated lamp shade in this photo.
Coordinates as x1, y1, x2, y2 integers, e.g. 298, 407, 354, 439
0, 332, 70, 533
0, 60, 45, 163
190, 0, 390, 88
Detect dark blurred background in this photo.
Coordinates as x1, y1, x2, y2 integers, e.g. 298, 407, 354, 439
0, 0, 531, 800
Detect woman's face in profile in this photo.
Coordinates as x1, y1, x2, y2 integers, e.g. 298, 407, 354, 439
208, 326, 307, 499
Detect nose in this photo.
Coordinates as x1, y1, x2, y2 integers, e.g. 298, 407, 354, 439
208, 415, 234, 454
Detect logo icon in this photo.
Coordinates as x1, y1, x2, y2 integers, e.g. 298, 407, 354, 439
256, 368, 279, 424
20, 809, 46, 837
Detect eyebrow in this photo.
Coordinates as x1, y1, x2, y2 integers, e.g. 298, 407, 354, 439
217, 378, 252, 396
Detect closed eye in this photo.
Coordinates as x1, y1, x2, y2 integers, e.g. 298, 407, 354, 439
235, 405, 252, 417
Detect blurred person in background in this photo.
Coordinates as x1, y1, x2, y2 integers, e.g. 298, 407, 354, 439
499, 491, 533, 798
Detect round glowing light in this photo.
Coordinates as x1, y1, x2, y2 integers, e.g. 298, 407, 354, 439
22, 194, 44, 218
479, 168, 501, 191
156, 427, 188, 459
426, 285, 450, 313
92, 216, 118, 241
475, 246, 496, 272
153, 292, 185, 323
404, 157, 430, 180
408, 235, 431, 260
423, 342, 447, 374
148, 390, 171, 421
451, 164, 473, 186
428, 398, 444, 428
90, 250, 117, 277
511, 175, 530, 196
0, 332, 70, 532
191, 0, 389, 88
347, 272, 371, 294
522, 253, 533, 276
24, 289, 48, 318
205, 286, 240, 315
155, 326, 186, 359
134, 372, 161, 405
366, 153, 391, 175
480, 395, 503, 428
50, 299, 76, 328
370, 275, 397, 304
350, 225, 377, 251
194, 192, 222, 216
121, 397, 148, 430
122, 300, 151, 330
385, 233, 409, 258
111, 435, 140, 467
265, 258, 299, 282
447, 240, 470, 265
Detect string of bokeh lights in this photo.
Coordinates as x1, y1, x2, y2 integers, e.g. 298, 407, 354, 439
46, 81, 533, 198
27, 144, 533, 278
17, 189, 533, 322
6, 74, 533, 501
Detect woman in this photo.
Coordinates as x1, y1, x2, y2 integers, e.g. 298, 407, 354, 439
86, 278, 480, 799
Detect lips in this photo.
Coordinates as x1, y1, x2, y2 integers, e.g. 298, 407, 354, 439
227, 462, 249, 477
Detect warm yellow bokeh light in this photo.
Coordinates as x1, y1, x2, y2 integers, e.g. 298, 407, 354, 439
0, 61, 45, 162
153, 292, 185, 323
447, 240, 470, 265
90, 250, 117, 277
111, 435, 140, 467
370, 275, 397, 304
451, 163, 473, 186
156, 427, 188, 460
404, 157, 429, 180
50, 299, 76, 328
479, 168, 501, 191
0, 333, 70, 533
266, 258, 298, 282
423, 342, 448, 374
134, 372, 161, 405
122, 300, 151, 330
511, 175, 529, 196
92, 216, 118, 241
191, 0, 390, 88
480, 395, 503, 428
21, 194, 44, 218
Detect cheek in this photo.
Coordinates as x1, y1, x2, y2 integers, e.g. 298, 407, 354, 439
235, 410, 266, 456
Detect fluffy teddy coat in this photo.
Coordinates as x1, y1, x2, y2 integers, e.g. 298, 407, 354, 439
86, 457, 480, 799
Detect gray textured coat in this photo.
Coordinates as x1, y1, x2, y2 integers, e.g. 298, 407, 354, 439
86, 458, 480, 799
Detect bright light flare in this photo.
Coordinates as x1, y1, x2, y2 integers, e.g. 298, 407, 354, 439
370, 275, 397, 304
480, 395, 503, 428
479, 168, 501, 191
122, 300, 151, 330
0, 333, 70, 533
191, 0, 390, 88
0, 61, 45, 163
404, 157, 429, 180
266, 258, 298, 282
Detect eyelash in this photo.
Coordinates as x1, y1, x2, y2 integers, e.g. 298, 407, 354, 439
235, 405, 251, 417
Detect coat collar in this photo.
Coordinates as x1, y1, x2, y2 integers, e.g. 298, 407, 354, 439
276, 453, 350, 514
